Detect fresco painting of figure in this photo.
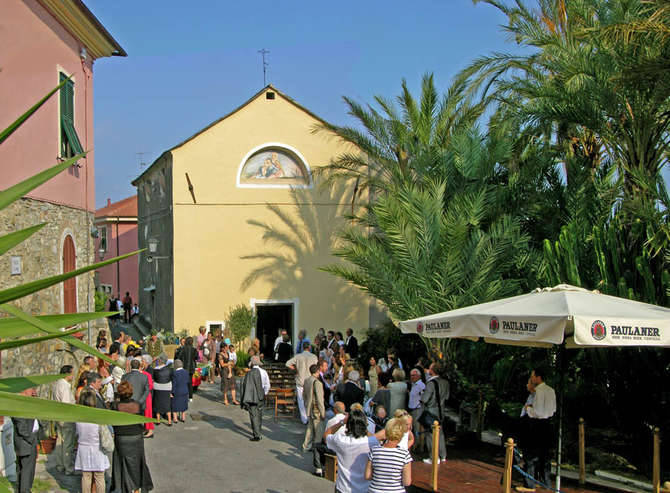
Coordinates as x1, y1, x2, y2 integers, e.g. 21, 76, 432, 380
242, 149, 306, 181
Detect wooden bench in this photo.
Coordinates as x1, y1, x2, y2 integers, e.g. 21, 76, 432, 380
324, 453, 338, 482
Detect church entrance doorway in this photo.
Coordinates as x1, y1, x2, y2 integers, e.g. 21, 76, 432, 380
255, 303, 293, 358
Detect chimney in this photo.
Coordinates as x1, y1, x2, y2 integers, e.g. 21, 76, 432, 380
107, 198, 111, 207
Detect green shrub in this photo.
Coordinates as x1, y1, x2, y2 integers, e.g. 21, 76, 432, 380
235, 350, 250, 369
225, 304, 256, 345
94, 290, 107, 312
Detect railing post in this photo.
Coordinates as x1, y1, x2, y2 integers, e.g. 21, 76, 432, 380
653, 427, 660, 493
432, 420, 440, 492
502, 438, 515, 493
579, 417, 586, 485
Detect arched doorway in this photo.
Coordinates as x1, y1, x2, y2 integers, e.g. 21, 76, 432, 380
62, 235, 76, 313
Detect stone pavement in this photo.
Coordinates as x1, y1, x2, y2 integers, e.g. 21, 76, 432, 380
31, 380, 332, 492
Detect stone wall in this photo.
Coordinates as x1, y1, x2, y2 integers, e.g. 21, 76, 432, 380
0, 197, 105, 380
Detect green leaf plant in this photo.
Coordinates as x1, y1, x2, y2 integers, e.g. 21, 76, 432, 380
0, 81, 152, 427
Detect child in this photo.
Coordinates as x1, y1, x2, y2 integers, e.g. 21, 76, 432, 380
393, 409, 415, 450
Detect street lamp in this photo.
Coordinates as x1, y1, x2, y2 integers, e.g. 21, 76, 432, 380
145, 237, 169, 332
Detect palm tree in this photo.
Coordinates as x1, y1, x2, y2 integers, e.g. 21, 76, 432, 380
314, 73, 484, 200
460, 0, 670, 192
321, 127, 533, 355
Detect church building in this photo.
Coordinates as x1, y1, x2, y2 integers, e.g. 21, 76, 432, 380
133, 86, 381, 354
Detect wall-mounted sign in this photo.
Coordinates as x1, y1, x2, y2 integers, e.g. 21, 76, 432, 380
10, 256, 21, 275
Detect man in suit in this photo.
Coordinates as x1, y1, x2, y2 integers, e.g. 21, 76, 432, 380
121, 358, 149, 410
302, 364, 325, 454
240, 355, 270, 441
326, 330, 338, 352
12, 387, 39, 493
317, 359, 332, 416
344, 328, 358, 359
286, 342, 318, 425
421, 362, 450, 464
85, 372, 108, 409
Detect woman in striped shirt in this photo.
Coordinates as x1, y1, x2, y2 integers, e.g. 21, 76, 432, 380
365, 418, 412, 492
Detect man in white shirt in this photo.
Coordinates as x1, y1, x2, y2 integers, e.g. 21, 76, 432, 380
286, 342, 318, 425
273, 328, 288, 360
52, 365, 75, 474
408, 368, 426, 442
324, 406, 379, 493
519, 367, 556, 492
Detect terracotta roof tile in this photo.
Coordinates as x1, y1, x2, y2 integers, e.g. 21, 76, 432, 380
95, 195, 137, 218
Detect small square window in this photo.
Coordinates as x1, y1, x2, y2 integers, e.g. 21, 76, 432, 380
266, 91, 275, 100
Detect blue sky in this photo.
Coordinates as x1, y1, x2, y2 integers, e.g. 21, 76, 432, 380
89, 0, 517, 207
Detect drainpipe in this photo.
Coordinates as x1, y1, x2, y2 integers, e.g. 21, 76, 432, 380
116, 216, 121, 300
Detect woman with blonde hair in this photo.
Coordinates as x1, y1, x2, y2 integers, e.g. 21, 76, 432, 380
365, 417, 412, 492
393, 409, 415, 450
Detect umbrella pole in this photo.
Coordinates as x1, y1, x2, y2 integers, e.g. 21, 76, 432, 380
557, 406, 563, 491
555, 344, 566, 492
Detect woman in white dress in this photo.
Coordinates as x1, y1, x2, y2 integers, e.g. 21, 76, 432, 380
76, 390, 111, 493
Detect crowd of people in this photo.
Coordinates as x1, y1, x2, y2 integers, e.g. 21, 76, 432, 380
256, 327, 555, 493
276, 331, 449, 493
106, 293, 139, 328
11, 325, 556, 493
24, 328, 211, 493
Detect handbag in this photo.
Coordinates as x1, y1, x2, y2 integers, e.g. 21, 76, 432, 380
99, 424, 114, 455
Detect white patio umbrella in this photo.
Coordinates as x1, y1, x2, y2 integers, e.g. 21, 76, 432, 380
399, 284, 670, 489
399, 284, 670, 348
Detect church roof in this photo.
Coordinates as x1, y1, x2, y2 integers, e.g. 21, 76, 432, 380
132, 85, 330, 186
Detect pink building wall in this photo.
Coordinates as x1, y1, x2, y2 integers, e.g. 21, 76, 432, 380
0, 0, 95, 211
96, 221, 139, 304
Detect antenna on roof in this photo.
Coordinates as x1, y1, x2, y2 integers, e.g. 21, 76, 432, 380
258, 48, 270, 86
136, 151, 148, 167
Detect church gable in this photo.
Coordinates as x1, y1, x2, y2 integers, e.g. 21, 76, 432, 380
168, 86, 337, 203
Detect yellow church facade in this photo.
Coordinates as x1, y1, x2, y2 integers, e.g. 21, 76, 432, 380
133, 86, 379, 353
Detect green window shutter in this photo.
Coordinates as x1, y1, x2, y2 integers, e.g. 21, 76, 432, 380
59, 73, 83, 156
